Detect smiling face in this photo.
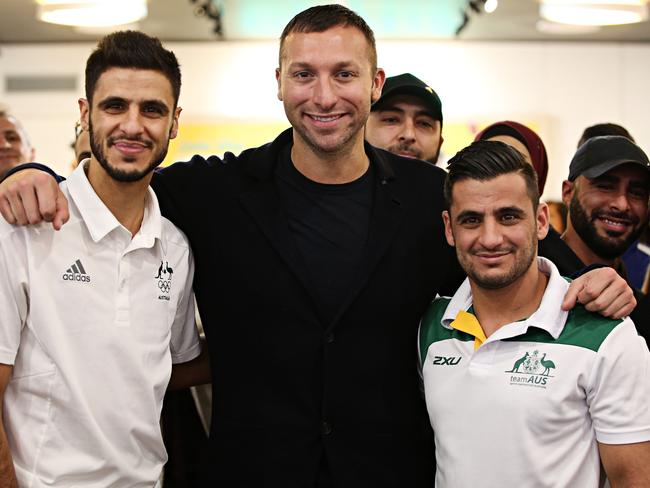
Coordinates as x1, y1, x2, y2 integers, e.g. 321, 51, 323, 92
444, 172, 549, 290
80, 67, 180, 184
365, 94, 443, 163
276, 25, 384, 158
563, 164, 649, 262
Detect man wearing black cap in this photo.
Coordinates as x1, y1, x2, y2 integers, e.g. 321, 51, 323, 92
365, 73, 444, 164
562, 135, 650, 336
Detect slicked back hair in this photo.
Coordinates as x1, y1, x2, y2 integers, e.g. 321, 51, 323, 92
85, 30, 181, 107
445, 140, 540, 211
279, 4, 377, 73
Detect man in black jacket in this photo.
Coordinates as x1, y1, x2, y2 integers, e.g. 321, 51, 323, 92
0, 5, 636, 487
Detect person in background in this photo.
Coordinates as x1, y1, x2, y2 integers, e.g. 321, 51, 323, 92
578, 122, 634, 148
365, 73, 444, 164
0, 110, 35, 180
70, 119, 91, 169
562, 135, 650, 338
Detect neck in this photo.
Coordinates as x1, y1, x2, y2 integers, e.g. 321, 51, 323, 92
85, 160, 151, 236
290, 130, 369, 184
470, 258, 549, 338
561, 224, 614, 267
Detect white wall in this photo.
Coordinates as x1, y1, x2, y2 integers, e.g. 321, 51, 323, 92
1, 39, 649, 200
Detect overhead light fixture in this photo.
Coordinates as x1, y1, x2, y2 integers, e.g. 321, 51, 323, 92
539, 1, 649, 26
484, 0, 498, 13
35, 0, 148, 27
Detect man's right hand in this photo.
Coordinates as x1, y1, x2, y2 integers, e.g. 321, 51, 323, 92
0, 169, 69, 230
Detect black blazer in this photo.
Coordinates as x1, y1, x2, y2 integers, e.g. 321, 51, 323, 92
153, 129, 462, 487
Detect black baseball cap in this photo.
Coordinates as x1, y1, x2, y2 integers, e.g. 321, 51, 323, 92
372, 73, 443, 123
568, 135, 650, 181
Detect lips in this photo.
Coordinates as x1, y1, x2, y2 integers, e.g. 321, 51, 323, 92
108, 138, 153, 156
593, 211, 636, 237
306, 113, 345, 127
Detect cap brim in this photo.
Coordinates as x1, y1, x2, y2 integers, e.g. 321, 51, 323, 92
580, 158, 650, 179
373, 86, 442, 121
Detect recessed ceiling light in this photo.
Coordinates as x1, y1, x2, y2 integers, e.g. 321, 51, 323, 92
36, 0, 148, 28
539, 1, 648, 26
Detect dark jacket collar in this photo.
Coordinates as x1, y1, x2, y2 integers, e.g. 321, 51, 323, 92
241, 127, 397, 184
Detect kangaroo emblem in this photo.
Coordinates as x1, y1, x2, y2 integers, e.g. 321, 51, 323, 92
155, 261, 164, 279
507, 352, 529, 373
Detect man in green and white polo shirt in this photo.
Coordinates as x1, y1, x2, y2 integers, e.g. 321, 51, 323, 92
419, 140, 650, 487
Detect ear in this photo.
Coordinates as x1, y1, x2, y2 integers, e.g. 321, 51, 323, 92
536, 202, 550, 240
275, 68, 283, 101
443, 210, 455, 246
78, 98, 90, 131
370, 67, 386, 104
561, 180, 575, 207
169, 106, 182, 140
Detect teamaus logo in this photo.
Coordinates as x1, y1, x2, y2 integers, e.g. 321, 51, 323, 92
62, 259, 91, 283
155, 261, 173, 301
506, 350, 556, 389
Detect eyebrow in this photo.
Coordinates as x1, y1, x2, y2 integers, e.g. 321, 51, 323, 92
454, 206, 525, 222
376, 105, 436, 120
97, 96, 170, 114
286, 61, 359, 71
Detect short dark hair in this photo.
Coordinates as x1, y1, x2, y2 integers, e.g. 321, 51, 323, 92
445, 140, 540, 210
85, 30, 181, 107
578, 123, 634, 148
279, 4, 377, 72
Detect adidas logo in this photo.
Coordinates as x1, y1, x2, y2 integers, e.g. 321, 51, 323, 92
62, 259, 91, 283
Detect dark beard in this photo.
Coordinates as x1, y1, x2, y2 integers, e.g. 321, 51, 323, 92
569, 193, 642, 260
89, 119, 169, 183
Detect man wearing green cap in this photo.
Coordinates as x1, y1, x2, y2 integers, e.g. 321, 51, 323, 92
365, 73, 444, 164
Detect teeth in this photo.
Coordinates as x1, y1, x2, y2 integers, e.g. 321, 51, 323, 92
311, 115, 340, 122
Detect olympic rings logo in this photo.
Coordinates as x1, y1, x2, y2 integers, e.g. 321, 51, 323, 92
158, 280, 171, 293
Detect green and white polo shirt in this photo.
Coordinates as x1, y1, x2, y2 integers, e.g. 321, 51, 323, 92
419, 257, 650, 488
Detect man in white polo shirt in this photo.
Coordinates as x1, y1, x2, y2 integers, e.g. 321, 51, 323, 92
0, 31, 204, 487
419, 140, 650, 487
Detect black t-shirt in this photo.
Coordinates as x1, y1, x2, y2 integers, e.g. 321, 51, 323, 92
275, 144, 374, 326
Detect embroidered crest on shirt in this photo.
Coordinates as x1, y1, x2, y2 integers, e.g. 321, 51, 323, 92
155, 260, 173, 301
506, 350, 556, 388
62, 259, 91, 283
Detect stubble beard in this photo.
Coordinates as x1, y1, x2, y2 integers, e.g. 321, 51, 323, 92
89, 119, 170, 183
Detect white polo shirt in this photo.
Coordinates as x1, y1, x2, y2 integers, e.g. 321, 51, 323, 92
419, 257, 650, 488
0, 162, 201, 487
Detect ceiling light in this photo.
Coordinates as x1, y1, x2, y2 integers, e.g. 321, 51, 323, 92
36, 0, 148, 27
539, 1, 649, 26
484, 0, 498, 13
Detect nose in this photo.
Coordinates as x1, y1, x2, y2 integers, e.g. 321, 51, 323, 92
312, 77, 337, 111
119, 106, 145, 136
610, 189, 631, 212
398, 119, 416, 144
478, 218, 504, 250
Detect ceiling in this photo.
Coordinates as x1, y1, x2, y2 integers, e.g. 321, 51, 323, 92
1, 0, 649, 44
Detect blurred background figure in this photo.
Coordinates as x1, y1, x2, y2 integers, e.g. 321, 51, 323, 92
365, 73, 444, 164
0, 109, 35, 179
70, 119, 91, 170
578, 122, 635, 148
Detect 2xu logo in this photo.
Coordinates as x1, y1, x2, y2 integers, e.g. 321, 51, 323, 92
432, 356, 461, 366
62, 273, 91, 282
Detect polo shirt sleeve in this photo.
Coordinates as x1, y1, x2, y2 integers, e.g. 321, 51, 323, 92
169, 245, 201, 364
0, 227, 28, 365
587, 318, 650, 444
